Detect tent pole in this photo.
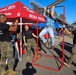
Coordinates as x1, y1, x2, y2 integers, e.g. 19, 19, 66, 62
19, 17, 22, 61
36, 9, 39, 58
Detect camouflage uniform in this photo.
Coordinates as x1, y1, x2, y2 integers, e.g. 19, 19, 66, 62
0, 42, 14, 70
0, 42, 1, 61
26, 38, 36, 56
68, 44, 76, 64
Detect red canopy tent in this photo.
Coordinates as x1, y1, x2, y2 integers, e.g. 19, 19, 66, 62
0, 1, 46, 23
0, 1, 46, 60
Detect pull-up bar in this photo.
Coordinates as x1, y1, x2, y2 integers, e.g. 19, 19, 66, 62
47, 0, 65, 8
55, 5, 64, 8
39, 0, 65, 13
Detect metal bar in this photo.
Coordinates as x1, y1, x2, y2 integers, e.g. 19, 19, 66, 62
19, 17, 22, 61
36, 9, 39, 58
39, 0, 65, 13
55, 5, 64, 8
47, 0, 65, 8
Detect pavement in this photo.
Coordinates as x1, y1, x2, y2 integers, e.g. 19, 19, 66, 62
0, 35, 76, 75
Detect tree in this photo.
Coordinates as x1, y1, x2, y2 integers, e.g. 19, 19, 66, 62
72, 21, 76, 25
54, 11, 58, 18
58, 14, 64, 19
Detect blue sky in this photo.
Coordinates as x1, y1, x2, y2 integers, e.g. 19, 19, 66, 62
0, 0, 76, 24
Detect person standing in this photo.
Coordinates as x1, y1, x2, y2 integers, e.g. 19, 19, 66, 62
23, 25, 38, 59
39, 6, 55, 49
64, 28, 76, 67
0, 14, 19, 75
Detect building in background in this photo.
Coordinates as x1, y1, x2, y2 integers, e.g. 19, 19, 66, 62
30, 0, 44, 15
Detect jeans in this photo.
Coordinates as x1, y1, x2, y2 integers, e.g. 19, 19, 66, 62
39, 27, 54, 46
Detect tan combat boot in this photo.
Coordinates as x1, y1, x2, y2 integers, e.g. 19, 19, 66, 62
34, 52, 40, 58
1, 69, 8, 75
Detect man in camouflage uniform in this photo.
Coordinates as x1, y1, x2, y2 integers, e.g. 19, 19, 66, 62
64, 28, 76, 67
0, 42, 14, 74
23, 25, 38, 59
0, 14, 19, 75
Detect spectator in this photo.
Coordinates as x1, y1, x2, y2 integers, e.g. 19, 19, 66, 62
23, 25, 38, 59
64, 28, 76, 67
0, 14, 19, 75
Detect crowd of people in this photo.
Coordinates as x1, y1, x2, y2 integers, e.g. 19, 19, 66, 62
0, 5, 76, 75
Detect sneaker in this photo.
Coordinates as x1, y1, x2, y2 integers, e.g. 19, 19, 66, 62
13, 70, 19, 73
43, 41, 48, 46
64, 62, 70, 67
43, 43, 46, 46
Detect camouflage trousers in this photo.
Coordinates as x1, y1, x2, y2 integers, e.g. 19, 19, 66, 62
26, 38, 36, 56
0, 42, 14, 70
68, 44, 76, 64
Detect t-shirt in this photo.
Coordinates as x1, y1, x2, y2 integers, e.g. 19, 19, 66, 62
23, 30, 33, 40
11, 33, 17, 42
0, 23, 11, 42
45, 16, 54, 28
72, 29, 76, 44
